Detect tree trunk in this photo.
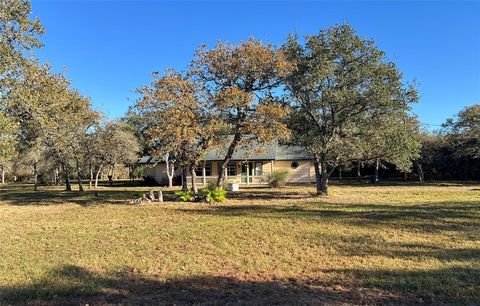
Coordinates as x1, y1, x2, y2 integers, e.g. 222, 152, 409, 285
338, 167, 342, 180
75, 158, 84, 192
108, 164, 115, 186
33, 161, 38, 191
53, 166, 59, 185
168, 175, 173, 189
313, 157, 322, 194
415, 161, 424, 182
1, 164, 5, 184
13, 164, 17, 182
190, 165, 198, 195
94, 165, 102, 189
374, 159, 380, 184
165, 154, 174, 188
217, 133, 243, 188
357, 161, 362, 182
62, 163, 72, 191
88, 162, 93, 189
319, 157, 329, 196
181, 167, 188, 192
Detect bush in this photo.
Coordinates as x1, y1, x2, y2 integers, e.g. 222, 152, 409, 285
201, 187, 227, 203
267, 170, 289, 187
131, 165, 145, 180
175, 190, 195, 202
37, 172, 50, 185
142, 176, 159, 186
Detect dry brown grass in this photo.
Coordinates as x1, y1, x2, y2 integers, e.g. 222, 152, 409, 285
0, 182, 479, 305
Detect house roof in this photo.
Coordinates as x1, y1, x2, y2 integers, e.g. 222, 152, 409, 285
139, 142, 311, 164
138, 156, 159, 164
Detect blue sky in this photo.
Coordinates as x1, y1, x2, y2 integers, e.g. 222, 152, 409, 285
31, 1, 480, 127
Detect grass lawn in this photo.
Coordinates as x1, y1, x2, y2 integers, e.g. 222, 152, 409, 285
0, 182, 479, 305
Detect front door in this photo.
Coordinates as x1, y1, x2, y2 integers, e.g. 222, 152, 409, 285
241, 162, 253, 183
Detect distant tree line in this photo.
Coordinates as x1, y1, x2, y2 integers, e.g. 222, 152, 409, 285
317, 104, 480, 182
417, 104, 480, 181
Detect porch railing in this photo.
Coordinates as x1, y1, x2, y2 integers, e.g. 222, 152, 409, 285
186, 175, 268, 185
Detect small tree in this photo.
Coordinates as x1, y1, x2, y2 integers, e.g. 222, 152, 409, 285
136, 69, 222, 194
164, 153, 175, 188
89, 120, 141, 188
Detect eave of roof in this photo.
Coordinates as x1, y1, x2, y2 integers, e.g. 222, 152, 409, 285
138, 143, 312, 165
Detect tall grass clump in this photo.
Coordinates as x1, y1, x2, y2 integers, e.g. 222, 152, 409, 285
268, 170, 289, 187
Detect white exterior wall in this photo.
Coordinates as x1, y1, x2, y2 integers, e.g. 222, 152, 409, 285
274, 160, 314, 183
144, 164, 182, 185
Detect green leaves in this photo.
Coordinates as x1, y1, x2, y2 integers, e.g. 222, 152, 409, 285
443, 104, 480, 159
201, 187, 227, 203
175, 190, 195, 202
0, 109, 18, 165
0, 0, 43, 91
282, 24, 420, 193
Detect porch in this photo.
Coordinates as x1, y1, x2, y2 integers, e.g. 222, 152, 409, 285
187, 160, 274, 186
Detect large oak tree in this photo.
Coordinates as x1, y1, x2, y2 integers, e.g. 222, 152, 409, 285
192, 38, 292, 188
283, 25, 419, 195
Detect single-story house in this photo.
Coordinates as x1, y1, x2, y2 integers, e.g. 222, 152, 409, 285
138, 143, 316, 186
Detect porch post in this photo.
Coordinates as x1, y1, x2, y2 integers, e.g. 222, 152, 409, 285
309, 160, 311, 182
202, 160, 206, 185
270, 160, 274, 176
246, 161, 250, 186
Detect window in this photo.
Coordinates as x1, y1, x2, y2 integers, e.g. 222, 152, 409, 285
194, 162, 212, 176
227, 162, 237, 176
204, 163, 212, 176
291, 161, 299, 169
255, 162, 263, 176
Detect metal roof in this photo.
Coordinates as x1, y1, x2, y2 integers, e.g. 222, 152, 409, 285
138, 142, 311, 164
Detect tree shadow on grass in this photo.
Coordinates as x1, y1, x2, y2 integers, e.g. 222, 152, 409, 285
319, 266, 480, 305
0, 264, 434, 305
182, 201, 479, 219
331, 180, 480, 187
0, 185, 177, 206
180, 200, 480, 233
229, 190, 314, 201
317, 236, 480, 262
